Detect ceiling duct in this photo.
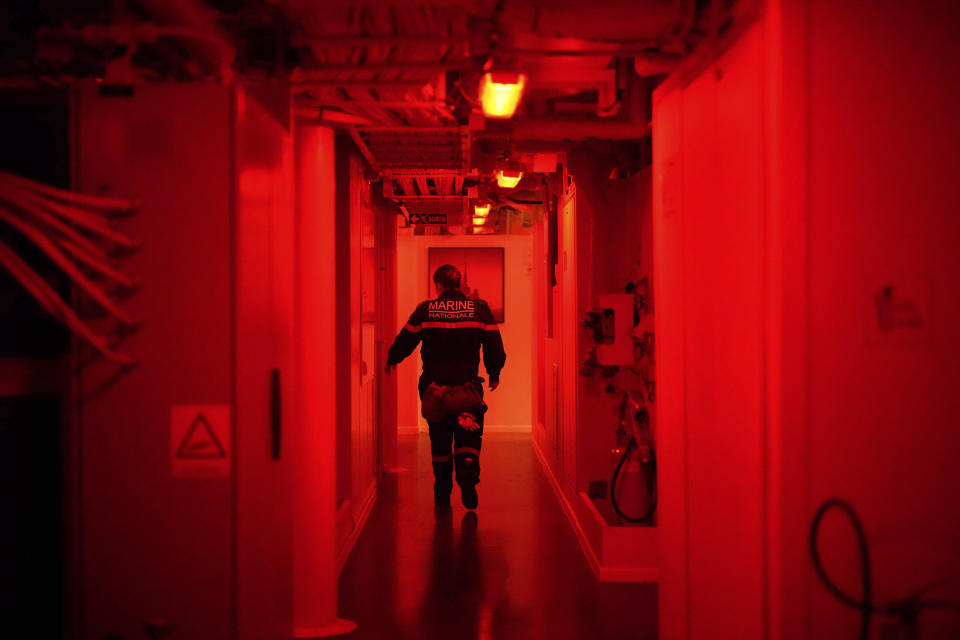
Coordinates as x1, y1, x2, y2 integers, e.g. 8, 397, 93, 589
509, 69, 652, 142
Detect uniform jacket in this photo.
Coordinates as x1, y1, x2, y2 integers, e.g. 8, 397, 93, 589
387, 289, 506, 386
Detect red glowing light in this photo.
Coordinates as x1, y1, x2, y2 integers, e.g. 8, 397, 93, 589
479, 72, 527, 119
496, 169, 523, 189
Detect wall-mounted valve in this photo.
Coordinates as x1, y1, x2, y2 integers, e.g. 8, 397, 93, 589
580, 347, 598, 377
625, 276, 651, 321
583, 294, 635, 365
633, 331, 655, 361
580, 347, 619, 379
583, 309, 615, 344
640, 365, 656, 403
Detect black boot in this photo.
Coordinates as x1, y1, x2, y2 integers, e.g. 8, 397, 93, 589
433, 459, 453, 508
460, 483, 478, 509
456, 455, 480, 509
434, 483, 451, 508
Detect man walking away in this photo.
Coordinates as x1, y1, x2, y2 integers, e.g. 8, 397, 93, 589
384, 264, 506, 509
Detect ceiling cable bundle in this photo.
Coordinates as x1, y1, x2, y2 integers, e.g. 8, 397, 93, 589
0, 171, 140, 365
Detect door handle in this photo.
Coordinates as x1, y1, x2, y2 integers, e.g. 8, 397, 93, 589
270, 368, 281, 460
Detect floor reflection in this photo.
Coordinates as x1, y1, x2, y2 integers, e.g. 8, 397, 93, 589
339, 433, 657, 639
418, 510, 484, 639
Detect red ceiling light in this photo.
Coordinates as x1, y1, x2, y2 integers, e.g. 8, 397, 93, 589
479, 72, 527, 119
474, 202, 491, 217
496, 169, 523, 189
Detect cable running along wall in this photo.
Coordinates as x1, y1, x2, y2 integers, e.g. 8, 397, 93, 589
0, 170, 140, 365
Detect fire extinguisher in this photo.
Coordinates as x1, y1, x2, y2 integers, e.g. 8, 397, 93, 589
611, 392, 657, 523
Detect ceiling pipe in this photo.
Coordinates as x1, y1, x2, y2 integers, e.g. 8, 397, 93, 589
294, 61, 467, 73
634, 50, 683, 75
291, 80, 429, 89
674, 0, 697, 49
503, 47, 680, 62
293, 34, 465, 48
511, 121, 651, 141
347, 127, 382, 175
511, 71, 651, 142
522, 66, 618, 118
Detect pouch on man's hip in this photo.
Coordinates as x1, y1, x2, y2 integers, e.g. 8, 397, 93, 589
421, 379, 487, 423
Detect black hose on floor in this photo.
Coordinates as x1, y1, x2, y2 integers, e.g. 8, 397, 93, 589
809, 498, 960, 639
809, 498, 873, 640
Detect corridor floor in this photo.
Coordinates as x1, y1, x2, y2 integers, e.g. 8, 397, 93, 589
339, 432, 658, 639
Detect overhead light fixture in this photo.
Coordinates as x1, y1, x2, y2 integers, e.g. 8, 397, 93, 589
474, 202, 491, 217
496, 169, 523, 189
479, 72, 527, 119
472, 216, 487, 226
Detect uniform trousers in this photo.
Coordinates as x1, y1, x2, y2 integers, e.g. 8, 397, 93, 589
418, 378, 484, 495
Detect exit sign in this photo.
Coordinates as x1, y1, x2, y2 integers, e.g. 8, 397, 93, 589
409, 213, 447, 225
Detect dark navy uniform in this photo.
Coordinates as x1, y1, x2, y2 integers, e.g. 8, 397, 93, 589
387, 289, 506, 502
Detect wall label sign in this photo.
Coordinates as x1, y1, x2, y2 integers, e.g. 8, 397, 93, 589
867, 278, 930, 346
409, 213, 447, 225
170, 405, 231, 477
874, 284, 924, 331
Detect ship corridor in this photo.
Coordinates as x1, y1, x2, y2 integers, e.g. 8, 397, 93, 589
1, 2, 960, 640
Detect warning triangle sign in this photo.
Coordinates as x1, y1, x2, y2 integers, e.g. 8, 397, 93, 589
176, 412, 227, 459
